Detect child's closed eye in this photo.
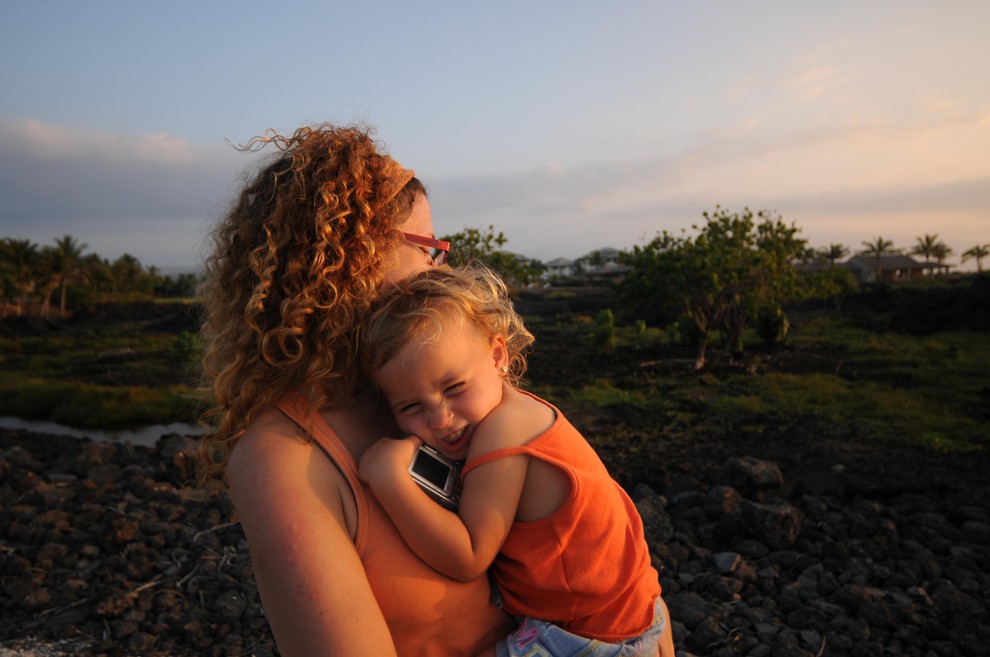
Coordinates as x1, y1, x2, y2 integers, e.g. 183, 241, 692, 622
396, 402, 423, 416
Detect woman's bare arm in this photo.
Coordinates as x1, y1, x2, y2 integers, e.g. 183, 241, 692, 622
228, 410, 397, 657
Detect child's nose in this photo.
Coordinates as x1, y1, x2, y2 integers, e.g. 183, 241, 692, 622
428, 404, 452, 430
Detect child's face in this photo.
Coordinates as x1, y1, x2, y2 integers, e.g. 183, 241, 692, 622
372, 317, 508, 460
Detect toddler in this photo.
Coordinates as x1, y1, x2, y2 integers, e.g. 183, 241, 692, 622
359, 264, 672, 657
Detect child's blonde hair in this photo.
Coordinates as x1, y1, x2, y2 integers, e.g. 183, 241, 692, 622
361, 263, 534, 386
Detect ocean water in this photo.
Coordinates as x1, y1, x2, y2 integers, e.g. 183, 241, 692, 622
0, 416, 204, 447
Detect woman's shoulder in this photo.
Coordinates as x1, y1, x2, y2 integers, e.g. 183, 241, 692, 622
227, 404, 355, 530
227, 406, 335, 502
229, 407, 308, 469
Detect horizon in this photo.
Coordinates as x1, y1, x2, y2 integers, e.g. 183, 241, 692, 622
2, 2, 987, 272
3, 228, 984, 277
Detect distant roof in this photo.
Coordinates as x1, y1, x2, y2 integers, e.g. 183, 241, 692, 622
545, 257, 573, 266
584, 263, 632, 276
590, 247, 621, 258
846, 254, 931, 270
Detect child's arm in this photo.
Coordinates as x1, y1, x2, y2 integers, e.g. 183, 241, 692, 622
359, 430, 528, 582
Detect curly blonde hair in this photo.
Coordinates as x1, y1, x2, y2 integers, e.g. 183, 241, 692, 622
360, 263, 534, 387
198, 124, 424, 476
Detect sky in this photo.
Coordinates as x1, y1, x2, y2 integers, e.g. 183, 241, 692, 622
2, 1, 988, 273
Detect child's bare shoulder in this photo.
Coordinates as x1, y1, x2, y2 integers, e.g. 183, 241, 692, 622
477, 387, 555, 450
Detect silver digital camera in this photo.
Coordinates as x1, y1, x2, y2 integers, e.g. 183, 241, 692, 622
408, 443, 463, 511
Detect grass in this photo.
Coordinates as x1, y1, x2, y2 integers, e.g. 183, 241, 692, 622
699, 314, 989, 453
530, 378, 662, 409
0, 378, 205, 429
1, 298, 986, 457
0, 319, 205, 430
522, 303, 987, 456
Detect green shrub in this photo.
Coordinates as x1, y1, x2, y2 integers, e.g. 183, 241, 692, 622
669, 315, 703, 347
592, 309, 616, 353
172, 331, 201, 365
757, 306, 790, 346
0, 380, 205, 430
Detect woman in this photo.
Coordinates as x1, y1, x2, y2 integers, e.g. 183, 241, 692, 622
198, 124, 514, 656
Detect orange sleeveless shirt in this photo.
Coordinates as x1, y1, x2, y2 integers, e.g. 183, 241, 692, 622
462, 392, 661, 642
277, 393, 513, 656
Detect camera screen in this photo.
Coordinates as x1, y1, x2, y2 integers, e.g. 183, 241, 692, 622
411, 450, 451, 489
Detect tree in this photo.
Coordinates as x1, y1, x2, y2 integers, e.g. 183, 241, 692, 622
0, 238, 40, 315
817, 243, 849, 268
859, 236, 899, 281
911, 233, 948, 277
80, 254, 114, 303
41, 235, 88, 317
111, 253, 155, 297
441, 224, 507, 264
440, 224, 545, 287
911, 233, 940, 264
931, 242, 953, 276
2, 233, 192, 309
962, 244, 989, 272
156, 272, 201, 298
804, 266, 859, 311
620, 207, 808, 369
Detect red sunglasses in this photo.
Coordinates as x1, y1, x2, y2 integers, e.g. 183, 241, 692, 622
403, 232, 451, 267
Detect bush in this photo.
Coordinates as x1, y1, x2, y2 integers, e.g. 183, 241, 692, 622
592, 309, 617, 353
757, 306, 790, 346
669, 315, 704, 347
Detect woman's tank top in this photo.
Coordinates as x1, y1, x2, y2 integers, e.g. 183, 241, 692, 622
277, 393, 513, 656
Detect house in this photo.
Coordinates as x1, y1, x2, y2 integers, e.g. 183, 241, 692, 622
539, 248, 629, 283
580, 247, 622, 267
583, 261, 633, 283
542, 257, 576, 280
843, 254, 936, 283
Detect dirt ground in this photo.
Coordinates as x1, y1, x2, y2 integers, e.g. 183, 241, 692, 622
2, 293, 988, 656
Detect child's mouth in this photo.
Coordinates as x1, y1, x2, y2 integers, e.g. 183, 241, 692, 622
439, 426, 470, 455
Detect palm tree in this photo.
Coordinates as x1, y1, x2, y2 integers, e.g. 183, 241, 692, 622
818, 243, 849, 268
111, 253, 147, 296
962, 244, 989, 272
911, 233, 947, 277
0, 238, 40, 315
860, 236, 899, 281
81, 253, 113, 299
931, 243, 953, 276
41, 235, 88, 317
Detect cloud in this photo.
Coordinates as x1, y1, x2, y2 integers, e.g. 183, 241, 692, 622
9, 118, 196, 164
2, 113, 986, 268
0, 118, 247, 223
781, 65, 845, 101
0, 118, 253, 266
430, 109, 990, 261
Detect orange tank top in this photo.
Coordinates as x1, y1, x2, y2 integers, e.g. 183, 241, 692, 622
277, 393, 513, 656
462, 392, 660, 642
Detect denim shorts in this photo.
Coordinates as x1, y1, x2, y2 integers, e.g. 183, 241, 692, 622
494, 596, 667, 657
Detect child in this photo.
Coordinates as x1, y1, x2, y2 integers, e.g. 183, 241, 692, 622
358, 264, 672, 657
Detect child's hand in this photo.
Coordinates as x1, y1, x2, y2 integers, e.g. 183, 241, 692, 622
358, 435, 423, 494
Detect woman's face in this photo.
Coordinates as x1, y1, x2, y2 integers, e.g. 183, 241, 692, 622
383, 194, 439, 285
